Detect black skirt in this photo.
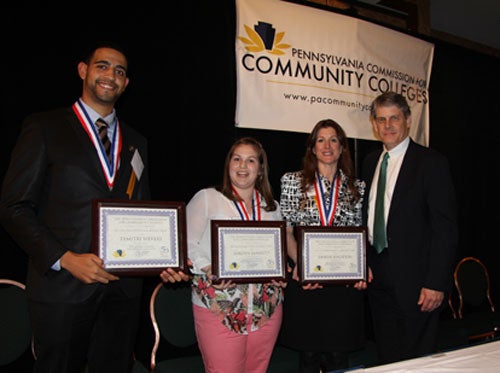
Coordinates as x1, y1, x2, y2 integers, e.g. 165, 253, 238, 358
279, 275, 366, 352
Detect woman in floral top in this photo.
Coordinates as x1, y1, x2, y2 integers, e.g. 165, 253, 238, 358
279, 119, 370, 373
187, 137, 287, 372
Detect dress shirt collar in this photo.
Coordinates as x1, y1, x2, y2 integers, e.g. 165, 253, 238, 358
78, 98, 117, 131
383, 136, 410, 159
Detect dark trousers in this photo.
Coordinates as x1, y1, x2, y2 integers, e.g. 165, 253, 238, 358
30, 284, 141, 373
368, 251, 441, 365
369, 287, 440, 364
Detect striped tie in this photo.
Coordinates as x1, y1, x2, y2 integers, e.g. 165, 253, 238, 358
96, 118, 111, 161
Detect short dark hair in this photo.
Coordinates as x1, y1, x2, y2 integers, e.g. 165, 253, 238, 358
80, 40, 130, 73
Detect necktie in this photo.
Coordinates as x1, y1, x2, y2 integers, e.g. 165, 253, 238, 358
96, 118, 111, 161
373, 152, 389, 254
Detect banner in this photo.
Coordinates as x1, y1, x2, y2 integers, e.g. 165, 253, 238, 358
235, 0, 434, 146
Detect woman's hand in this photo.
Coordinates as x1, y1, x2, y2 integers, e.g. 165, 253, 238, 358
159, 259, 193, 283
352, 266, 373, 290
302, 282, 323, 290
159, 267, 192, 283
353, 280, 367, 290
269, 279, 288, 288
211, 279, 236, 290
202, 265, 236, 290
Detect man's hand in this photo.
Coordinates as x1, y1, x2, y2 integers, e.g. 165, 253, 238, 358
418, 287, 444, 312
60, 251, 119, 284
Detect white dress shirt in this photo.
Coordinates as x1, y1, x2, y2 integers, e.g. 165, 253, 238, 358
367, 137, 409, 245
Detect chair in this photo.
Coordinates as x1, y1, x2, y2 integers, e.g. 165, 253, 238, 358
0, 278, 34, 370
149, 281, 204, 372
453, 256, 500, 342
436, 291, 468, 351
149, 281, 301, 373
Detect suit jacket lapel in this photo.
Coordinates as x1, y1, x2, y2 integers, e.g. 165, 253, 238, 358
366, 150, 382, 192
66, 109, 114, 188
388, 140, 417, 222
114, 124, 140, 194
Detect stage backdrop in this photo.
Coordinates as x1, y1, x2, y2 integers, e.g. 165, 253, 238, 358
235, 0, 434, 146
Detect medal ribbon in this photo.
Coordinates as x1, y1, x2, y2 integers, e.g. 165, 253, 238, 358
72, 100, 122, 189
314, 172, 340, 226
232, 187, 261, 221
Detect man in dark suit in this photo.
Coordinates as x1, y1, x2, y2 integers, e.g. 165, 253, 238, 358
0, 42, 189, 372
361, 91, 458, 365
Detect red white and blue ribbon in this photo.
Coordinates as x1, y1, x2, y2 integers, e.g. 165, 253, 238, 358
232, 187, 261, 221
72, 100, 122, 189
314, 172, 340, 226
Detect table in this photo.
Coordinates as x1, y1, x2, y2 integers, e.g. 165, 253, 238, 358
349, 339, 500, 372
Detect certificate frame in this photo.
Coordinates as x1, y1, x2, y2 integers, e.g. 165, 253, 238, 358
92, 199, 187, 276
211, 220, 287, 283
296, 226, 367, 285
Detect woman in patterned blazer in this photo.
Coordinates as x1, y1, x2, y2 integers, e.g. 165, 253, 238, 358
278, 119, 371, 373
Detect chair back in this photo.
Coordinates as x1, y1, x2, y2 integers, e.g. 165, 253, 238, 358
0, 279, 32, 366
446, 282, 459, 320
149, 281, 203, 372
454, 256, 495, 319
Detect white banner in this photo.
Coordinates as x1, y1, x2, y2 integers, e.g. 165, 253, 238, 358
235, 0, 434, 146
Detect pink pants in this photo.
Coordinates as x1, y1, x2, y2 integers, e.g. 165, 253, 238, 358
193, 304, 283, 373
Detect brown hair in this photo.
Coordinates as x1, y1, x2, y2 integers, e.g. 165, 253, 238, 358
301, 119, 360, 202
217, 137, 277, 211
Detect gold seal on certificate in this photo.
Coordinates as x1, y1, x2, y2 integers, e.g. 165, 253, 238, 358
92, 199, 187, 276
296, 226, 367, 285
211, 220, 287, 283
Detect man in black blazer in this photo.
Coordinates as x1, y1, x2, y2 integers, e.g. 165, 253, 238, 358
361, 92, 458, 365
0, 42, 185, 372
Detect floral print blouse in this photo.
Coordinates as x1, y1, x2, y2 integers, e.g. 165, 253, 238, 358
187, 188, 284, 334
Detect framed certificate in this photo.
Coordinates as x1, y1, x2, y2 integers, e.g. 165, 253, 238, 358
296, 226, 367, 285
92, 199, 187, 276
211, 220, 287, 283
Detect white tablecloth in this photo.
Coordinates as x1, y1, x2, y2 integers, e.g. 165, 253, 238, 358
350, 339, 500, 372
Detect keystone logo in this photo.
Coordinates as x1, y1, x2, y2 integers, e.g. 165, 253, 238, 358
237, 21, 291, 55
